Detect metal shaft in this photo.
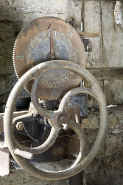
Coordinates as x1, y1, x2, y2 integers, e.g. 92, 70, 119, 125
69, 171, 83, 185
69, 107, 83, 185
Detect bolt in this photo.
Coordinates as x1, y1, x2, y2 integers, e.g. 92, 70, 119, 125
16, 121, 24, 130
61, 117, 68, 125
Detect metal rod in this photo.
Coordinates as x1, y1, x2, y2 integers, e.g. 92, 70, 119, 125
69, 171, 83, 185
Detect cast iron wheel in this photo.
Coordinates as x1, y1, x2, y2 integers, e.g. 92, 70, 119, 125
4, 60, 106, 180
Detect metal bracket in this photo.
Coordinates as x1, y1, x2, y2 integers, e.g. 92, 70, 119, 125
81, 37, 92, 52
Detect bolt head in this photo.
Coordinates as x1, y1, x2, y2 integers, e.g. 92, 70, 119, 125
16, 122, 24, 130
61, 117, 68, 124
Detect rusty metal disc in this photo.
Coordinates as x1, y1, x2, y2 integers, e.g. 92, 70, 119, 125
13, 17, 85, 100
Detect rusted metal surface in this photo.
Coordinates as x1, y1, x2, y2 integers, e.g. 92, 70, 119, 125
4, 60, 106, 180
13, 17, 85, 100
0, 148, 9, 176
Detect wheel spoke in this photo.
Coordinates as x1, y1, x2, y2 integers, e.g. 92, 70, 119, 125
31, 77, 54, 119
68, 119, 85, 168
14, 126, 59, 154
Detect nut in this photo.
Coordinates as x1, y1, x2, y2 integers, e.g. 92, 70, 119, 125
16, 121, 24, 130
61, 117, 68, 125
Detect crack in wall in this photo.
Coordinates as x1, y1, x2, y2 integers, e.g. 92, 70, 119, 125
81, 0, 85, 32
100, 1, 103, 52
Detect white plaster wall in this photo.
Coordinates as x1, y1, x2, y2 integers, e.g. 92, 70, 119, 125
6, 0, 82, 30
84, 1, 123, 68
84, 1, 123, 106
101, 1, 123, 68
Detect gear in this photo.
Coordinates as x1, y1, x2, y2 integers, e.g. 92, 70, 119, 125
13, 17, 85, 100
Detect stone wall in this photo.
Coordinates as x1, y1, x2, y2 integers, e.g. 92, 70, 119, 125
0, 0, 123, 185
83, 105, 123, 185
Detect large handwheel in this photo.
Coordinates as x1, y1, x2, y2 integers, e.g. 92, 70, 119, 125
4, 60, 106, 180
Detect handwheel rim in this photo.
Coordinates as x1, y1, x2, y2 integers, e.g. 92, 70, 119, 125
4, 60, 107, 180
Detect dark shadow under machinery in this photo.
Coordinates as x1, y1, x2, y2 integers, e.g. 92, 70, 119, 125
2, 17, 106, 183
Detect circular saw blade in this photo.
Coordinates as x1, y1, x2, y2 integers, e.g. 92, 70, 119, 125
13, 17, 85, 100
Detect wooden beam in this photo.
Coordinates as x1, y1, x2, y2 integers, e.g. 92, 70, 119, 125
88, 67, 123, 80
78, 32, 100, 37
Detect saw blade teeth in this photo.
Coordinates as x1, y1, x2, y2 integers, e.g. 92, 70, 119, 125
12, 28, 24, 80
12, 27, 31, 93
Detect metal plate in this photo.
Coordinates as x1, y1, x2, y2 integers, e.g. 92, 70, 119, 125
13, 17, 85, 100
